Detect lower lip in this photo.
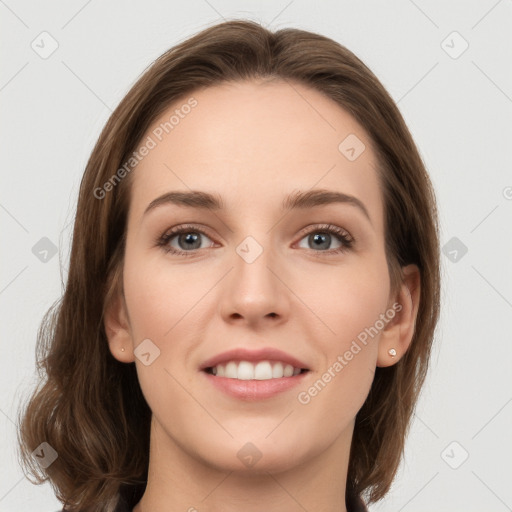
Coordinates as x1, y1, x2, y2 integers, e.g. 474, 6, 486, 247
201, 370, 309, 401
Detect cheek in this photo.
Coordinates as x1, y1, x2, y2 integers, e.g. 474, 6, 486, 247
292, 262, 389, 424
292, 253, 391, 345
121, 250, 204, 421
122, 249, 205, 342
291, 254, 389, 407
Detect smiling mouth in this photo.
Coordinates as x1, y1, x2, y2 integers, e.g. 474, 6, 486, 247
203, 360, 310, 380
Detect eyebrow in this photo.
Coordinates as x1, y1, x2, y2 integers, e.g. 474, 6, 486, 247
143, 188, 372, 223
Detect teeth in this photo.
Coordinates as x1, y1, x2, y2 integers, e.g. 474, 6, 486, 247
210, 360, 303, 380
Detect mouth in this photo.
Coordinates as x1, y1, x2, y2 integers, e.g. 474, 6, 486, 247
199, 347, 311, 400
203, 360, 310, 380
201, 359, 310, 401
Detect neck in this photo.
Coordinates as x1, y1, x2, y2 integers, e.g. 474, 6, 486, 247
133, 417, 353, 512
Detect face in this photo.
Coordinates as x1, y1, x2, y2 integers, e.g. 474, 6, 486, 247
109, 79, 401, 474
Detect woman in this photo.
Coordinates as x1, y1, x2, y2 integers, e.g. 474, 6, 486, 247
17, 19, 440, 512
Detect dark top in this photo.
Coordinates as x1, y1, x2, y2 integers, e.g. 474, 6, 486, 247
60, 482, 369, 511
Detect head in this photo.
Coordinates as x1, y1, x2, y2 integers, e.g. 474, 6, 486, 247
17, 19, 440, 511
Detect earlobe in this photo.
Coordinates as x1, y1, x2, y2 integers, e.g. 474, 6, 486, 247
377, 264, 421, 368
104, 291, 135, 363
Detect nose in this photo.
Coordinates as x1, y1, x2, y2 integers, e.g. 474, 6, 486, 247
218, 236, 291, 328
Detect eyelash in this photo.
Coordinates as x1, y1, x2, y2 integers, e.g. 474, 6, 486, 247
155, 223, 355, 257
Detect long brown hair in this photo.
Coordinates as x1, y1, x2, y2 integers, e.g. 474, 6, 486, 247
17, 19, 440, 511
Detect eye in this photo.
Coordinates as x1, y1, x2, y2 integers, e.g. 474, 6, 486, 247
156, 224, 215, 257
296, 224, 354, 254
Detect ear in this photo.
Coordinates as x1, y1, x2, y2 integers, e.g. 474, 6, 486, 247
377, 264, 421, 367
104, 291, 136, 363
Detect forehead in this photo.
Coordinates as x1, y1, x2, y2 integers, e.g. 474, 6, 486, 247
128, 79, 384, 230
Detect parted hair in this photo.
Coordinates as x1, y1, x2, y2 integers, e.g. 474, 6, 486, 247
17, 19, 440, 511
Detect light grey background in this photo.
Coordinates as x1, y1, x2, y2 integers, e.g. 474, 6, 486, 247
1, 1, 511, 511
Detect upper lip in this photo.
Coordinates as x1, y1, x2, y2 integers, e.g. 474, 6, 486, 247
199, 347, 309, 371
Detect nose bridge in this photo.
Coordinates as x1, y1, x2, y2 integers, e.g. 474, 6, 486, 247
234, 232, 278, 293
222, 230, 288, 321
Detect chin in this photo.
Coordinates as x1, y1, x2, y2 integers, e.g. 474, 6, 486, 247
197, 436, 310, 475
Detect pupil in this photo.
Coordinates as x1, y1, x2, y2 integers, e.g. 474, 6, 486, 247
311, 233, 330, 250
180, 233, 200, 250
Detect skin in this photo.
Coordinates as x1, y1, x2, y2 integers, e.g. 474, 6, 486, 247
105, 79, 420, 512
